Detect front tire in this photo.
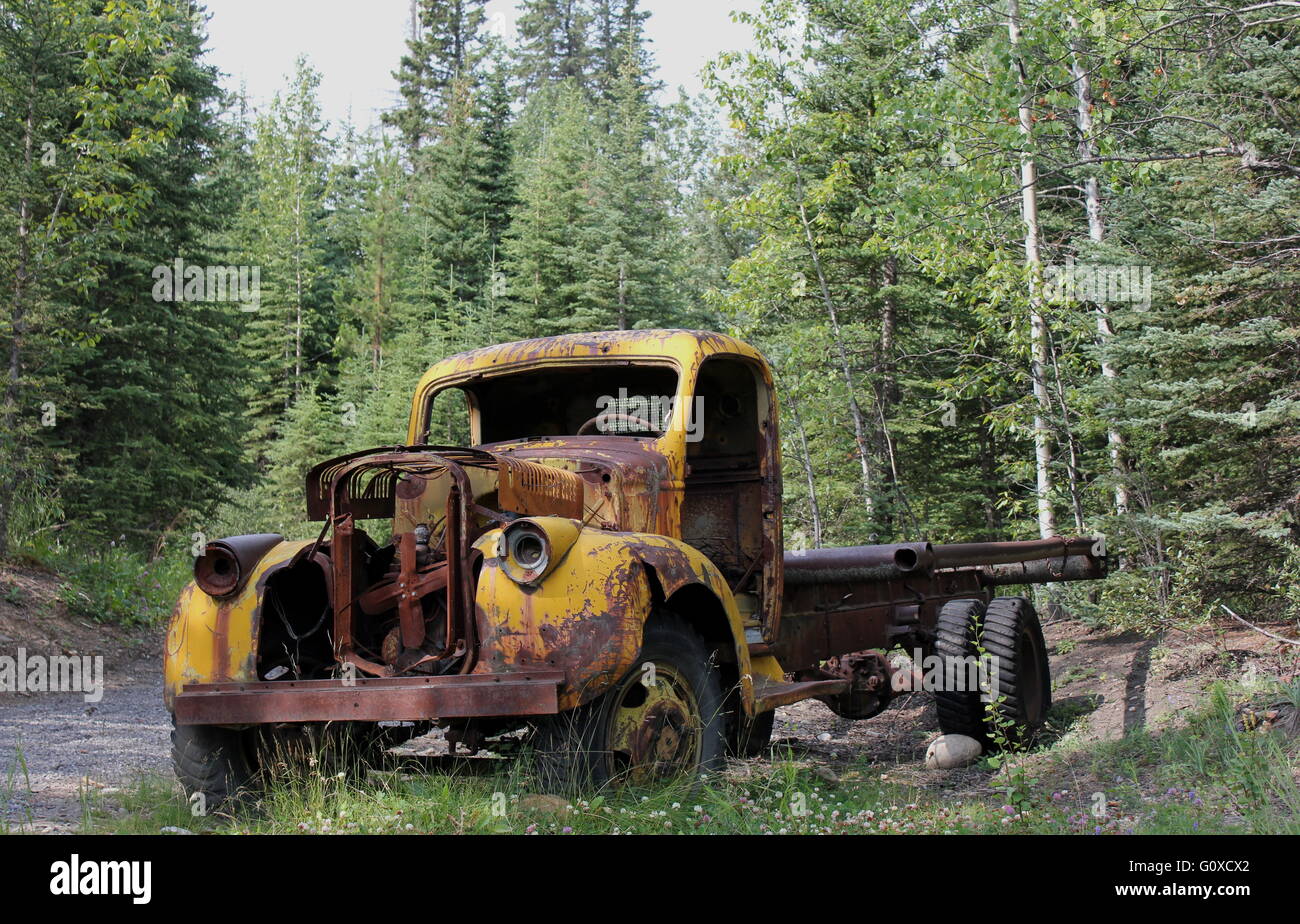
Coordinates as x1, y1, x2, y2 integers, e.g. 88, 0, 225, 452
171, 722, 258, 813
171, 719, 391, 813
533, 612, 726, 791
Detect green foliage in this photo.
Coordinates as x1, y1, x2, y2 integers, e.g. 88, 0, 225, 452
96, 669, 1300, 835
500, 81, 602, 334
2, 0, 1297, 646
700, 0, 1300, 630
385, 0, 491, 155
409, 72, 513, 336
0, 0, 235, 556
236, 56, 335, 451
46, 541, 189, 628
515, 0, 596, 96
581, 43, 682, 330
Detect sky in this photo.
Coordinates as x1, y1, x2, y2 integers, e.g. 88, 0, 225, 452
201, 0, 763, 130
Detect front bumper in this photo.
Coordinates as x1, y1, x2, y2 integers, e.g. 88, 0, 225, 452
173, 671, 564, 725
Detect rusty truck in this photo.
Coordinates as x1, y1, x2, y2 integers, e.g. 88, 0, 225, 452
165, 329, 1106, 802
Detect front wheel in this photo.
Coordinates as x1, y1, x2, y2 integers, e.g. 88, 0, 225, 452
533, 612, 726, 791
171, 719, 393, 813
171, 722, 258, 813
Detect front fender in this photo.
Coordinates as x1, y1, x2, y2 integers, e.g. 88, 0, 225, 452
472, 528, 752, 711
623, 533, 762, 712
163, 539, 313, 711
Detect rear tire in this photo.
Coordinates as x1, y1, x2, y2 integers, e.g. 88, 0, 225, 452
932, 596, 1051, 749
981, 596, 1051, 747
933, 599, 988, 739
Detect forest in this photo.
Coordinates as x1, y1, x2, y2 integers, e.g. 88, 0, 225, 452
0, 0, 1297, 637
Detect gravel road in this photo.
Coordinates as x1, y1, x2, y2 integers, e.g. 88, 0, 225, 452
0, 657, 170, 832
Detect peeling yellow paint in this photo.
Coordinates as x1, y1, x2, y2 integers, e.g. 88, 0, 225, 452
472, 525, 759, 712
163, 539, 312, 709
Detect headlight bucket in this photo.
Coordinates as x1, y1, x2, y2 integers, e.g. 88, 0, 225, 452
193, 533, 283, 598
499, 517, 581, 586
194, 545, 241, 597
503, 522, 551, 585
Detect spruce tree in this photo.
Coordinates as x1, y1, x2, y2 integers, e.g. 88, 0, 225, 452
500, 83, 601, 336
515, 0, 595, 96
0, 0, 244, 549
590, 0, 654, 110
386, 0, 490, 156
331, 131, 414, 374
55, 2, 252, 541
582, 45, 679, 329
236, 57, 333, 452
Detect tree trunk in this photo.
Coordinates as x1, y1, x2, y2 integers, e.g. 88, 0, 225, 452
0, 91, 37, 559
617, 260, 627, 330
785, 385, 823, 548
1048, 342, 1089, 532
790, 163, 876, 522
1068, 14, 1129, 515
880, 256, 899, 409
1009, 0, 1057, 539
373, 218, 386, 371
293, 191, 304, 400
977, 397, 1004, 534
876, 256, 909, 533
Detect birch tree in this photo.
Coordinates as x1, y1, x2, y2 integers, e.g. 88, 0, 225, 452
1008, 0, 1057, 538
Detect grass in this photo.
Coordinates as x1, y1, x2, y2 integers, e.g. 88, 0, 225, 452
1052, 666, 1098, 690
71, 676, 1298, 836
1, 737, 33, 835
88, 757, 1028, 836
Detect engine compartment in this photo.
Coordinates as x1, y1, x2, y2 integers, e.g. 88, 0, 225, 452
253, 448, 598, 684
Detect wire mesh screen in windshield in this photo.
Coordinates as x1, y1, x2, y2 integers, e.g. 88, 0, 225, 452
475, 364, 679, 443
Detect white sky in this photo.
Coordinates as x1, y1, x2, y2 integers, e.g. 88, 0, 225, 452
201, 0, 762, 130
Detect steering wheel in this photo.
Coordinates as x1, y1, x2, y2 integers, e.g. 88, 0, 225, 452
577, 412, 661, 436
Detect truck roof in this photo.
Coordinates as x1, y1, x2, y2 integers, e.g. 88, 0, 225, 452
412, 328, 767, 397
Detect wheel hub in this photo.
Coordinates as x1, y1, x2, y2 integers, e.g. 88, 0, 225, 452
607, 665, 702, 782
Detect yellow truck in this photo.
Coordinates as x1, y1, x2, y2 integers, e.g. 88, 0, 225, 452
165, 329, 1105, 803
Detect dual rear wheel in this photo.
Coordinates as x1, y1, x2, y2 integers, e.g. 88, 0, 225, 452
933, 595, 1051, 748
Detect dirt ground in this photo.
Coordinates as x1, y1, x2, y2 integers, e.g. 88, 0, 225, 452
1, 560, 1295, 831
762, 615, 1295, 789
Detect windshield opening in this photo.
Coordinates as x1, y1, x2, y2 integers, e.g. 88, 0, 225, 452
425, 362, 680, 445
